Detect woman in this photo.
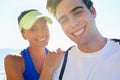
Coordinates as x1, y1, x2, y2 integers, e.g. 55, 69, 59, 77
4, 9, 63, 80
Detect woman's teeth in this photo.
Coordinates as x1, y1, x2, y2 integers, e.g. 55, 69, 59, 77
37, 37, 47, 42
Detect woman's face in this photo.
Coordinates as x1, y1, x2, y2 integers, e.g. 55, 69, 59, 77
22, 18, 50, 47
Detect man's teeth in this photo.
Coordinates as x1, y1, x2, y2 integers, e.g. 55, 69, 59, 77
73, 28, 84, 36
73, 23, 85, 36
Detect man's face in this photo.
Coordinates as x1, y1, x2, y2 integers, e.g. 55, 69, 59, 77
56, 0, 97, 46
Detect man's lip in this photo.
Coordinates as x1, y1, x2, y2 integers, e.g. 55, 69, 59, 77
73, 28, 84, 36
72, 24, 86, 37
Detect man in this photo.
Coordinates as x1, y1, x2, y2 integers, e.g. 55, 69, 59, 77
46, 0, 120, 80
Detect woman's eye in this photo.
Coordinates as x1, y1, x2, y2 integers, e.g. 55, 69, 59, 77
30, 28, 36, 32
43, 24, 47, 28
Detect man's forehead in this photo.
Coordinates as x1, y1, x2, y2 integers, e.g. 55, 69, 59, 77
57, 5, 84, 21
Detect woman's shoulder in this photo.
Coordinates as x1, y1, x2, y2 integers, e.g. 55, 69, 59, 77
4, 52, 25, 79
4, 52, 24, 70
5, 52, 23, 61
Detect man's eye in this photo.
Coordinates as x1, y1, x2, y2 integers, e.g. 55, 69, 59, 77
59, 18, 65, 24
59, 17, 68, 25
74, 11, 83, 16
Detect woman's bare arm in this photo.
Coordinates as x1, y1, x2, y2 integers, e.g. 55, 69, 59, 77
39, 48, 64, 80
4, 54, 24, 80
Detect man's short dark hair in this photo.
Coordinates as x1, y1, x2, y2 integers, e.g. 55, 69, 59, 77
46, 0, 93, 17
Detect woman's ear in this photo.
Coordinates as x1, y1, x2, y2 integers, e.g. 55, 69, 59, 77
21, 31, 27, 40
90, 6, 96, 18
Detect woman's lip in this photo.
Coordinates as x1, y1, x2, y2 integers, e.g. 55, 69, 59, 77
37, 37, 48, 42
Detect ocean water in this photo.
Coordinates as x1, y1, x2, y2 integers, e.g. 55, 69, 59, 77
0, 48, 20, 80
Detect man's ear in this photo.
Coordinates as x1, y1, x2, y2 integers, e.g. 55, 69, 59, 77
90, 6, 96, 18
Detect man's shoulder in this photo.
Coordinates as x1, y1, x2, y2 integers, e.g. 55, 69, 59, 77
110, 38, 120, 45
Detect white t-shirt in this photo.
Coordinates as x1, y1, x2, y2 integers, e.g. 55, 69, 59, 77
52, 39, 120, 80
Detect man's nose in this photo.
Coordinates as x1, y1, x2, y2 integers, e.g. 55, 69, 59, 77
69, 17, 80, 28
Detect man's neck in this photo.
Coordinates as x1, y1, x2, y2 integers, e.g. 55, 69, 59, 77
77, 37, 107, 53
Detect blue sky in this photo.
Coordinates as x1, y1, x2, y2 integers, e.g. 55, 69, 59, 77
0, 0, 120, 50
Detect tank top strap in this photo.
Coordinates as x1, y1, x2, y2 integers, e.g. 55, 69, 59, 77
21, 48, 39, 80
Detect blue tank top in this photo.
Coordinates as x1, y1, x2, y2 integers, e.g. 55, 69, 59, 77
21, 48, 48, 80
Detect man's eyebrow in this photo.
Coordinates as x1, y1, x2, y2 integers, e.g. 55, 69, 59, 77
57, 6, 83, 22
70, 6, 83, 12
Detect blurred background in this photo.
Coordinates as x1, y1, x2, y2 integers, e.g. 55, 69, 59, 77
0, 0, 120, 80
